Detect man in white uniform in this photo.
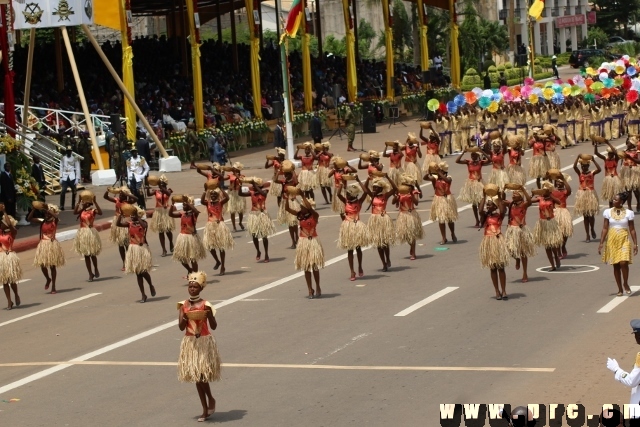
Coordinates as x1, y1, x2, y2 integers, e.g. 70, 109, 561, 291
127, 144, 150, 210
59, 145, 80, 210
607, 319, 640, 415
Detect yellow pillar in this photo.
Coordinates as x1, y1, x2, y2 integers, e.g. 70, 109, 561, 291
245, 0, 263, 118
381, 0, 394, 100
118, 0, 136, 141
301, 0, 313, 112
186, 0, 204, 129
341, 0, 357, 102
416, 0, 429, 73
449, 0, 461, 89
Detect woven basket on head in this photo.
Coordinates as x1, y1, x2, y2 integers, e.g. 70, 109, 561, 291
266, 154, 277, 161
205, 179, 219, 190
281, 160, 295, 173
385, 141, 398, 147
333, 157, 347, 169
32, 200, 46, 210
484, 183, 499, 197
171, 194, 186, 204
79, 190, 94, 203
532, 189, 548, 196
504, 183, 522, 191
420, 121, 431, 130
286, 186, 301, 197
547, 168, 561, 180
121, 203, 137, 216
147, 175, 160, 186
398, 185, 412, 194
360, 153, 370, 162
107, 186, 121, 194
342, 174, 357, 181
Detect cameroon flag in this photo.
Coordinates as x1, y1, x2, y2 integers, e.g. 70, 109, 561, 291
284, 0, 304, 38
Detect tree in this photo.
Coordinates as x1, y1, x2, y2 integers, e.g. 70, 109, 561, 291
579, 27, 609, 50
591, 0, 640, 36
323, 34, 346, 57
392, 0, 412, 58
357, 19, 377, 59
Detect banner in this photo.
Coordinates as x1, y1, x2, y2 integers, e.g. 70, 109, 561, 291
12, 0, 93, 30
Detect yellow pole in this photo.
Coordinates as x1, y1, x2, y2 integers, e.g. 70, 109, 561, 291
185, 0, 204, 129
60, 27, 105, 170
22, 28, 35, 129
301, 0, 313, 112
449, 0, 461, 89
416, 0, 429, 73
118, 0, 137, 141
244, 0, 263, 118
382, 0, 394, 100
341, 0, 357, 102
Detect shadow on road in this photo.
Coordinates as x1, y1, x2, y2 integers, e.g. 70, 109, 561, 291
205, 409, 248, 423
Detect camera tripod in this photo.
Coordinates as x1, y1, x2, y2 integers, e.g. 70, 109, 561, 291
329, 109, 346, 140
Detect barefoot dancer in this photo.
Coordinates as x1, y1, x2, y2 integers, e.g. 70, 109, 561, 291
419, 123, 441, 175
147, 175, 175, 257
241, 178, 275, 262
28, 204, 65, 294
170, 196, 206, 275
316, 142, 333, 204
328, 156, 357, 218
336, 177, 370, 281
227, 163, 246, 232
0, 210, 21, 309
528, 128, 550, 189
117, 206, 155, 303
382, 140, 403, 186
479, 189, 510, 300
488, 139, 509, 190
552, 174, 573, 258
595, 141, 623, 208
295, 142, 319, 200
201, 186, 233, 276
620, 137, 640, 211
265, 148, 286, 206
177, 271, 221, 423
287, 196, 325, 298
395, 174, 424, 261
574, 154, 601, 242
403, 133, 423, 184
277, 168, 300, 249
104, 186, 137, 270
73, 192, 102, 282
425, 162, 458, 245
456, 147, 490, 227
504, 184, 536, 283
362, 174, 398, 270
531, 185, 563, 271
506, 135, 526, 186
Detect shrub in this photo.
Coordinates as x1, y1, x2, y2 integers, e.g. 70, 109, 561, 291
505, 63, 513, 69
497, 64, 506, 72
465, 68, 479, 76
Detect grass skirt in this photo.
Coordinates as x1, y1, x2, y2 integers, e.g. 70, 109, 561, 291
33, 239, 66, 268
404, 162, 423, 184
125, 244, 152, 274
388, 167, 403, 186
110, 217, 128, 246
247, 211, 276, 239
547, 151, 561, 169
620, 166, 639, 191
554, 207, 574, 237
317, 166, 331, 187
506, 165, 526, 186
528, 155, 550, 179
533, 218, 563, 248
0, 251, 22, 284
422, 154, 441, 173
602, 227, 633, 265
574, 189, 600, 217
203, 221, 234, 251
601, 175, 624, 201
178, 334, 222, 383
458, 179, 484, 204
269, 181, 282, 197
295, 237, 325, 271
479, 235, 510, 269
298, 169, 318, 191
430, 195, 458, 223
488, 169, 509, 190
226, 190, 247, 214
504, 225, 537, 258
396, 210, 424, 244
74, 227, 102, 256
150, 207, 175, 233
368, 213, 397, 248
278, 198, 300, 226
337, 219, 370, 250
332, 188, 346, 214
173, 233, 206, 263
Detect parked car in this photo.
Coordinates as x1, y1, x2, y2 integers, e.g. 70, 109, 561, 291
569, 49, 620, 68
607, 36, 629, 48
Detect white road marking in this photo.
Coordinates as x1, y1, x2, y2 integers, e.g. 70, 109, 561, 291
535, 264, 600, 274
597, 286, 640, 313
0, 293, 101, 329
394, 287, 458, 317
17, 279, 31, 284
310, 333, 371, 365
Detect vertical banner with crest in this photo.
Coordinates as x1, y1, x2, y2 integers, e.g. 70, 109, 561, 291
12, 0, 93, 30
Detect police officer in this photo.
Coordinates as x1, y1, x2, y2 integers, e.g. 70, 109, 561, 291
344, 103, 356, 152
59, 145, 80, 210
607, 319, 640, 408
127, 144, 150, 210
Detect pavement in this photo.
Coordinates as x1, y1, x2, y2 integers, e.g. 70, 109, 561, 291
2, 90, 640, 426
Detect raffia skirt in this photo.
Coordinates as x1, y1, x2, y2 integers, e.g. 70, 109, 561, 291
298, 169, 318, 191
388, 167, 403, 186
506, 164, 527, 186
203, 221, 234, 251
368, 213, 396, 248
422, 154, 441, 173
295, 237, 325, 271
504, 225, 537, 259
337, 219, 370, 250
574, 189, 600, 217
317, 166, 331, 187
601, 175, 624, 202
0, 251, 21, 284
247, 211, 276, 239
554, 207, 574, 237
458, 179, 485, 205
430, 195, 458, 223
110, 217, 128, 246
34, 239, 65, 268
178, 334, 221, 383
124, 244, 152, 274
620, 166, 639, 191
332, 188, 346, 214
602, 227, 633, 265
396, 210, 424, 244
533, 218, 563, 248
173, 233, 206, 263
404, 162, 423, 184
528, 155, 550, 179
269, 181, 282, 197
479, 234, 510, 269
278, 198, 300, 226
488, 169, 509, 190
150, 207, 175, 233
546, 151, 561, 169
74, 227, 102, 257
226, 190, 247, 214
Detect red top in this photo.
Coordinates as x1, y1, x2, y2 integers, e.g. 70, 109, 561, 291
318, 153, 331, 167
300, 156, 314, 170
155, 190, 170, 208
434, 179, 452, 197
426, 141, 439, 155
0, 232, 14, 252
180, 212, 197, 234
467, 162, 482, 180
624, 150, 638, 167
115, 197, 123, 215
552, 189, 568, 208
508, 202, 527, 226
207, 201, 224, 222
532, 141, 545, 156
333, 169, 345, 187
250, 190, 267, 211
180, 300, 212, 337
128, 222, 145, 245
344, 201, 361, 221
538, 198, 555, 219
41, 220, 57, 241
389, 152, 403, 168
491, 153, 504, 170
509, 148, 521, 165
484, 214, 503, 236
367, 164, 379, 177
545, 139, 556, 152
299, 215, 318, 238
605, 158, 618, 176
79, 209, 96, 228
398, 193, 417, 212
229, 173, 242, 191
579, 172, 595, 191
405, 145, 418, 163
372, 195, 388, 215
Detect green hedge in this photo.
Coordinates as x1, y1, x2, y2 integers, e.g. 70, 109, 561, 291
460, 72, 554, 91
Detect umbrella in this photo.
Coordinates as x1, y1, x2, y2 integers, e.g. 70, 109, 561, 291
524, 77, 534, 86
482, 89, 494, 98
543, 88, 555, 100
478, 96, 492, 109
454, 94, 466, 107
528, 94, 539, 104
488, 101, 499, 113
465, 92, 478, 104
427, 99, 440, 112
562, 87, 571, 97
472, 87, 483, 96
446, 101, 458, 114
629, 67, 637, 77
570, 85, 582, 96
615, 65, 626, 75
552, 93, 565, 105
627, 90, 639, 104
584, 93, 596, 104
491, 92, 503, 102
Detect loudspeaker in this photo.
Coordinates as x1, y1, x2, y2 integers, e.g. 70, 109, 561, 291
422, 70, 431, 84
362, 101, 376, 133
110, 114, 121, 133
272, 101, 283, 119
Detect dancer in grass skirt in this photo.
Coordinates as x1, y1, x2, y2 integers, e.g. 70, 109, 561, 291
594, 141, 624, 207
362, 174, 398, 270
531, 185, 563, 271
202, 187, 233, 276
425, 162, 458, 245
104, 186, 137, 270
394, 174, 424, 261
240, 178, 276, 263
147, 175, 175, 257
336, 176, 370, 281
456, 147, 490, 227
28, 203, 64, 294
73, 192, 102, 282
573, 154, 601, 242
170, 196, 206, 275
504, 184, 536, 283
117, 206, 155, 303
479, 190, 510, 300
0, 209, 20, 309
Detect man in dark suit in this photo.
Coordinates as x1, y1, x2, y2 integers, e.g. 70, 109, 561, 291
310, 112, 323, 143
31, 154, 46, 200
135, 131, 152, 163
0, 163, 17, 217
273, 119, 286, 149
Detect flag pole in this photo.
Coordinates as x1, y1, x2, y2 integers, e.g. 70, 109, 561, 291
277, 0, 295, 159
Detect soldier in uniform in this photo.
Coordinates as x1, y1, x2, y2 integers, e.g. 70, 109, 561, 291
77, 134, 93, 183
186, 122, 199, 169
344, 103, 356, 152
607, 319, 640, 412
59, 145, 80, 210
127, 145, 150, 210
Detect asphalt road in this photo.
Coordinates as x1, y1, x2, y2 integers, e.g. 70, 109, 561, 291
1, 130, 639, 426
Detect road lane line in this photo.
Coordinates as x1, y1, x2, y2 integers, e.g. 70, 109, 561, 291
0, 293, 101, 329
310, 333, 371, 365
394, 287, 458, 317
597, 286, 640, 313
